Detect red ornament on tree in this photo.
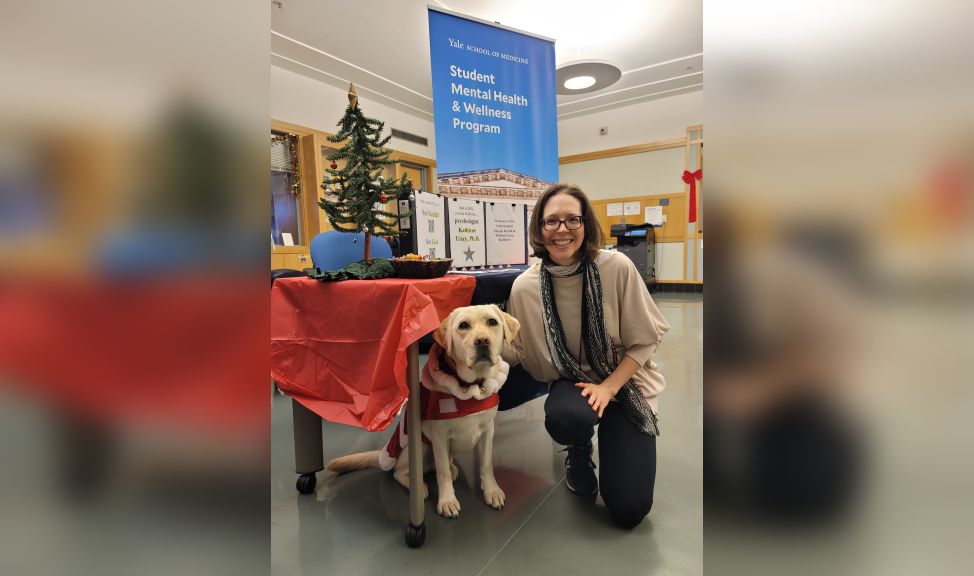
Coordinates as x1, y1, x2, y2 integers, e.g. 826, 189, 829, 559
330, 162, 338, 169
379, 193, 388, 202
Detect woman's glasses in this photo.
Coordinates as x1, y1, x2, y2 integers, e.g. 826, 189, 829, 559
541, 216, 585, 231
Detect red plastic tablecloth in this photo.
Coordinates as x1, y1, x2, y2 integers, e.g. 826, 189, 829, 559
270, 275, 476, 431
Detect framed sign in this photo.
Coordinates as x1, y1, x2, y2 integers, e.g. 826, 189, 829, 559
485, 202, 527, 266
413, 190, 447, 259
448, 197, 486, 268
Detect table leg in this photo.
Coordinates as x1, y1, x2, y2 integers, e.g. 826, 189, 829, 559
404, 340, 426, 548
292, 398, 323, 494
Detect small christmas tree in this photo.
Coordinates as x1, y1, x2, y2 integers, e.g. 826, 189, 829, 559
319, 83, 413, 263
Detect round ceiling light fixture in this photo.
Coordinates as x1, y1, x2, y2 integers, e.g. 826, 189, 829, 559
556, 60, 622, 95
564, 75, 597, 90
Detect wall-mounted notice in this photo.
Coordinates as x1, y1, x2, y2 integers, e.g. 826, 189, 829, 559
645, 206, 664, 226
398, 199, 411, 229
449, 198, 486, 267
624, 201, 641, 215
486, 202, 526, 265
414, 191, 447, 259
606, 203, 623, 216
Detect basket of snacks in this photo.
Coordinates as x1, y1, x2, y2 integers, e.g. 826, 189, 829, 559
390, 254, 453, 279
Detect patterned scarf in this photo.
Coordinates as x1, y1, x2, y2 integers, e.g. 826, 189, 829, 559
539, 256, 660, 435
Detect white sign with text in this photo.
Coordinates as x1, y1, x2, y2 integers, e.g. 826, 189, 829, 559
413, 191, 447, 259
485, 202, 526, 266
448, 198, 486, 268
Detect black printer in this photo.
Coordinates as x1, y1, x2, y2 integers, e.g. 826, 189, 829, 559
610, 223, 656, 288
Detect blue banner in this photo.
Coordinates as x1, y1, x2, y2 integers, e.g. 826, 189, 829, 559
428, 8, 557, 200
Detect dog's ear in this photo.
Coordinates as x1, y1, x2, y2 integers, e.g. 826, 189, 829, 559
433, 310, 454, 356
495, 306, 520, 345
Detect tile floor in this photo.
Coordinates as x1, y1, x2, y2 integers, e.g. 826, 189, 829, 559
271, 294, 701, 575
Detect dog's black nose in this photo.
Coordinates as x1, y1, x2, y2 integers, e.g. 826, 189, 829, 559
475, 336, 491, 348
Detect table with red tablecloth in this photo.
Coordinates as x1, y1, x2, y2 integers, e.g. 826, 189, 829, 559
270, 275, 475, 429
270, 274, 476, 546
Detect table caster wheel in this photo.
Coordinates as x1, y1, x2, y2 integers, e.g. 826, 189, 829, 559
404, 522, 426, 548
296, 473, 316, 494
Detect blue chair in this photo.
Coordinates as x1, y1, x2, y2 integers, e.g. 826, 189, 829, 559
309, 231, 393, 271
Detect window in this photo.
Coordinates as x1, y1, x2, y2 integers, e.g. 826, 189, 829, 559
271, 131, 302, 246
399, 161, 428, 191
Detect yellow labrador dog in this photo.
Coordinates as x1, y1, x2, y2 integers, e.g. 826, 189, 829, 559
326, 304, 520, 518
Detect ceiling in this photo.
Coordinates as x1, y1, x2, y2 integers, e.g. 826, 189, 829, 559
271, 0, 702, 121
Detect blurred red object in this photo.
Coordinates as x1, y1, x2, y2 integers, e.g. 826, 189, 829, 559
0, 277, 268, 436
931, 161, 972, 228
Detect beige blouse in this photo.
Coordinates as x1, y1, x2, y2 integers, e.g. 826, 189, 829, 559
502, 250, 670, 412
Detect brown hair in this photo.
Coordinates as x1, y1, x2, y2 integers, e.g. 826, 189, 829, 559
529, 183, 604, 262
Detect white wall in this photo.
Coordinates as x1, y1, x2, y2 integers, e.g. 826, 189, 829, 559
658, 242, 686, 281
557, 90, 702, 157
558, 147, 685, 201
271, 65, 436, 159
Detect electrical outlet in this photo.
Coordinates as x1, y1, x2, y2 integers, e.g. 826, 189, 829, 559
599, 127, 608, 136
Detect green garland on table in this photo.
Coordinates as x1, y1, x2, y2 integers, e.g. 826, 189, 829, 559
306, 258, 393, 281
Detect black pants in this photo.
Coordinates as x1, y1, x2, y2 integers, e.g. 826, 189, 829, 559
544, 379, 657, 529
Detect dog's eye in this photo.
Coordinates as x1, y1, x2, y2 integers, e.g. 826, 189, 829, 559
487, 318, 499, 326
457, 321, 470, 330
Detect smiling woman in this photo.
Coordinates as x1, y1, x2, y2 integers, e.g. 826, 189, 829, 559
541, 198, 585, 265
503, 182, 670, 529
528, 183, 603, 266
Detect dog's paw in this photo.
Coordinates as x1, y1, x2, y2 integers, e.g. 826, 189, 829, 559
450, 460, 459, 481
437, 495, 461, 518
483, 486, 505, 510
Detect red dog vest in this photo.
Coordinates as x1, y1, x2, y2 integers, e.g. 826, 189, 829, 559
378, 344, 500, 470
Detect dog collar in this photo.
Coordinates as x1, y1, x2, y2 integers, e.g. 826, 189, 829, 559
437, 347, 487, 393
423, 342, 508, 401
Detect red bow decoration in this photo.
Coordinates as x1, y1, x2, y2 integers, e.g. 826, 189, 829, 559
683, 169, 703, 223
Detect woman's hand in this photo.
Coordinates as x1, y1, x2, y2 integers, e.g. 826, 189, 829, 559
575, 357, 641, 418
575, 382, 617, 418
575, 356, 643, 418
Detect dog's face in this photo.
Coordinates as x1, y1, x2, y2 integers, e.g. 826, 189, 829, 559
433, 304, 520, 381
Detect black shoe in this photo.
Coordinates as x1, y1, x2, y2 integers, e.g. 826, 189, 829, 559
563, 443, 598, 496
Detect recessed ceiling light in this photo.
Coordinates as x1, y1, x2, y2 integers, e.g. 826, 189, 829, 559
564, 76, 596, 90
555, 60, 622, 95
